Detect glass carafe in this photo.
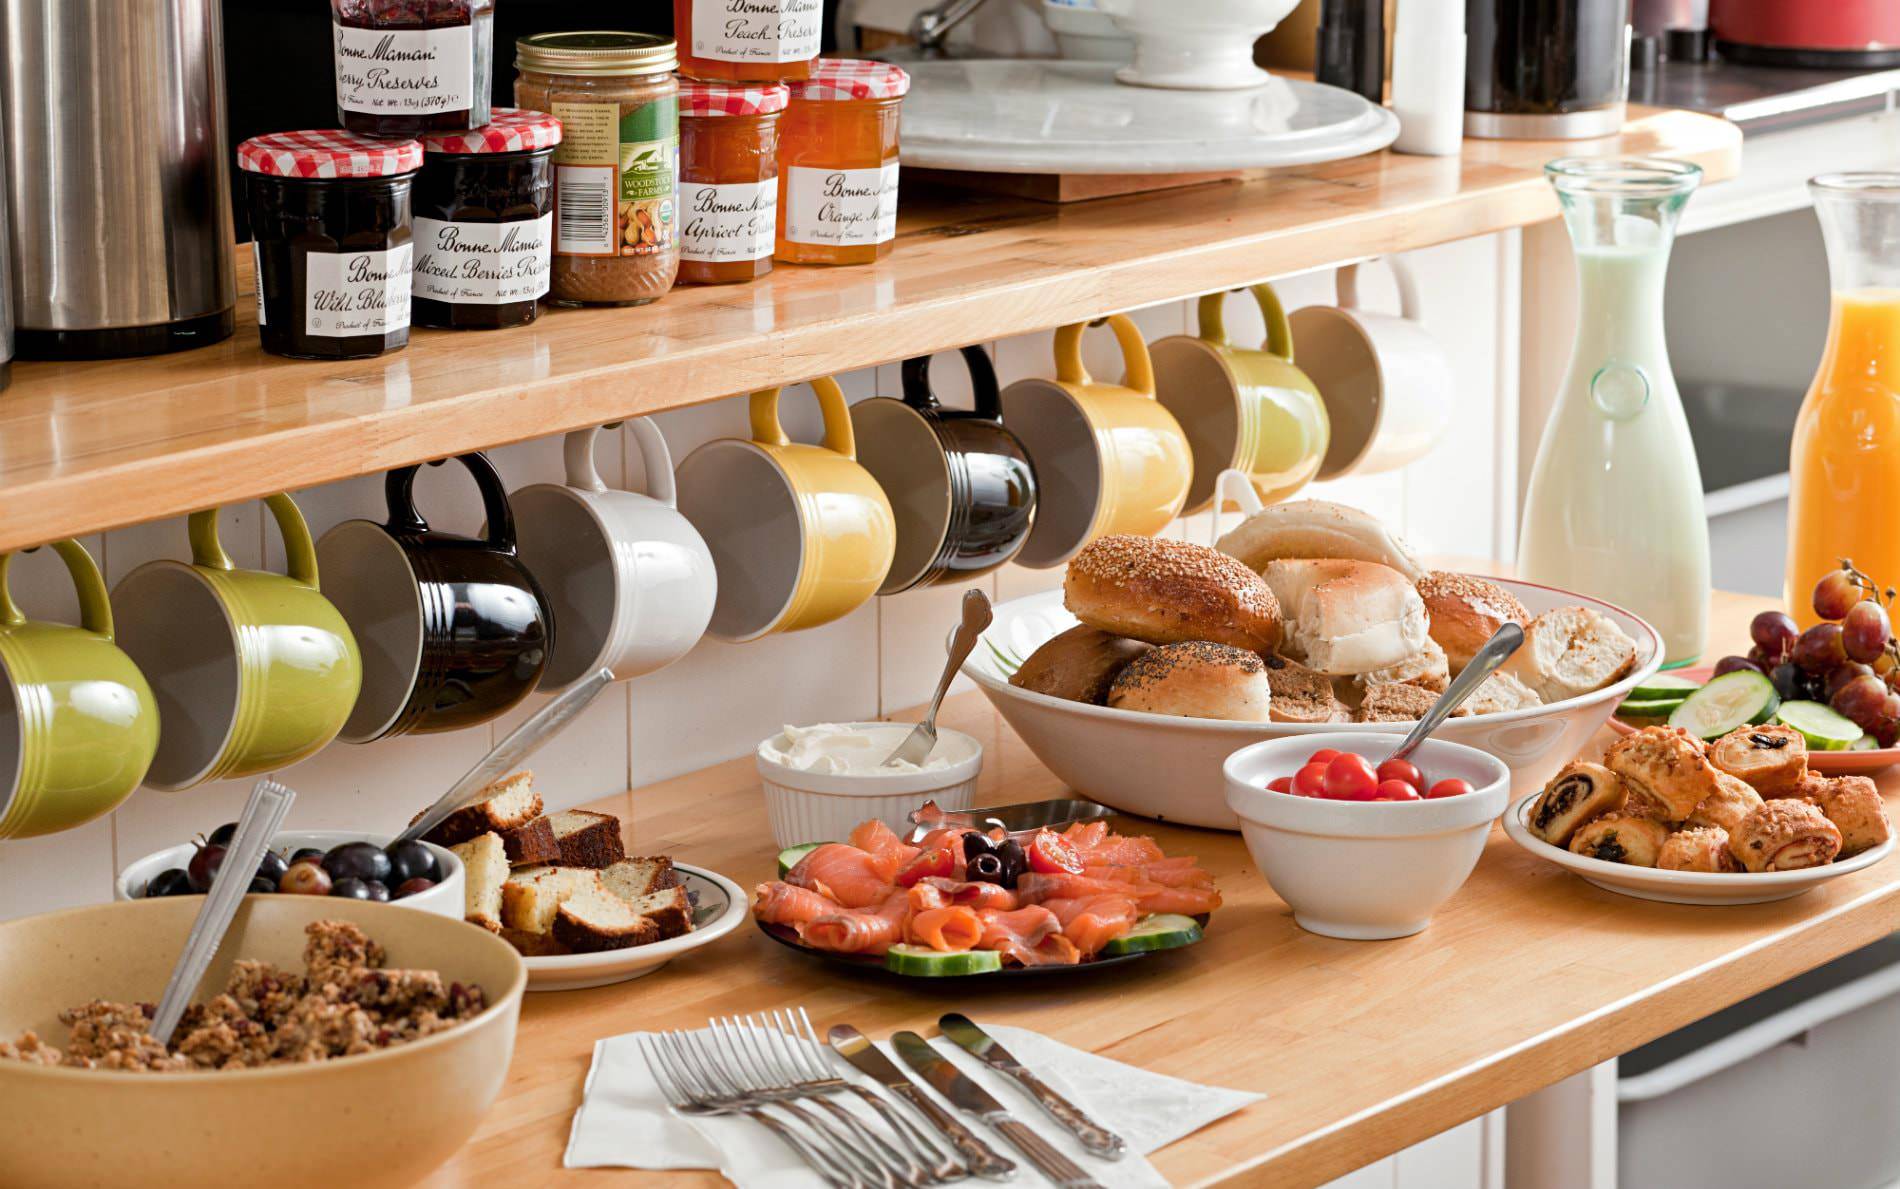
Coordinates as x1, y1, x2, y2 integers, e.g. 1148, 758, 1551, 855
1517, 157, 1708, 666
1787, 175, 1900, 626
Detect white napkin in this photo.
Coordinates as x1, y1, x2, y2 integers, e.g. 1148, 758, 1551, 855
565, 1023, 1262, 1188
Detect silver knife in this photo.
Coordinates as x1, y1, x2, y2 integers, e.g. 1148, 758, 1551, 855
391, 667, 615, 846
894, 1031, 1106, 1189
940, 1014, 1127, 1160
829, 1025, 1017, 1181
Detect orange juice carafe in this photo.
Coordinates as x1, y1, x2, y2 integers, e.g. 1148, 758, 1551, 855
1788, 174, 1900, 624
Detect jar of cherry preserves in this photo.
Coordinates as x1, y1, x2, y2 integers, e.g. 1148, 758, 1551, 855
330, 0, 495, 137
677, 80, 786, 285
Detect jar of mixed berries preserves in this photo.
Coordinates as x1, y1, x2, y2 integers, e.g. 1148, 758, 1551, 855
677, 79, 786, 285
412, 108, 559, 329
777, 60, 909, 267
330, 0, 495, 138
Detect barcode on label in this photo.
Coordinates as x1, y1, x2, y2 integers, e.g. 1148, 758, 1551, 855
557, 165, 615, 254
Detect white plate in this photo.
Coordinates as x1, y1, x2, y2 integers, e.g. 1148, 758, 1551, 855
1502, 795, 1896, 905
522, 864, 747, 992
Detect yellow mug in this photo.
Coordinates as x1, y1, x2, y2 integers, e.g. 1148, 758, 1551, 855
1152, 283, 1331, 513
1000, 314, 1193, 569
676, 376, 897, 641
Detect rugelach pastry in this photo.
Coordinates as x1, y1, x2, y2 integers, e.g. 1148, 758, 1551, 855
1605, 727, 1722, 822
1806, 776, 1892, 857
1658, 827, 1741, 873
1262, 653, 1351, 723
1415, 572, 1530, 675
1729, 800, 1842, 872
1106, 641, 1272, 722
1707, 724, 1807, 797
549, 809, 627, 869
1569, 813, 1670, 866
1215, 498, 1426, 581
1528, 761, 1627, 847
1063, 535, 1283, 652
1508, 606, 1639, 704
1263, 558, 1429, 675
1009, 625, 1150, 704
1685, 772, 1766, 835
1356, 682, 1438, 723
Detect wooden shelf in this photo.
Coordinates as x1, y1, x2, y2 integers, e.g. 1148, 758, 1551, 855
0, 108, 1739, 553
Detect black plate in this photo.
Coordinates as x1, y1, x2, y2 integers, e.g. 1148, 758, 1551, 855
755, 918, 1198, 979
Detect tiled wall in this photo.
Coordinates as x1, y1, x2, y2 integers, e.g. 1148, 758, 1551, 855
0, 234, 1514, 919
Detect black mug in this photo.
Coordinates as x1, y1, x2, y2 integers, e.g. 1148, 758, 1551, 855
852, 345, 1038, 594
317, 452, 551, 742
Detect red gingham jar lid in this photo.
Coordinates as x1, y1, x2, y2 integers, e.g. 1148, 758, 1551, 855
236, 130, 423, 179
678, 79, 791, 118
420, 108, 564, 154
789, 59, 911, 102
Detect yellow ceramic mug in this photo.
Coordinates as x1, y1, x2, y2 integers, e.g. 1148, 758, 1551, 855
676, 376, 897, 641
1151, 283, 1331, 513
1000, 314, 1194, 569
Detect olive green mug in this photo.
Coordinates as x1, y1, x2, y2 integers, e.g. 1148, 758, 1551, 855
0, 541, 159, 839
112, 494, 363, 791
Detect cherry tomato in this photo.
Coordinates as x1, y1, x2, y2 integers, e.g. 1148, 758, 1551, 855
1292, 762, 1331, 798
1026, 830, 1084, 875
1267, 776, 1294, 793
1427, 778, 1473, 799
895, 847, 954, 887
1322, 753, 1379, 800
1307, 748, 1343, 766
1376, 779, 1421, 801
1376, 758, 1424, 791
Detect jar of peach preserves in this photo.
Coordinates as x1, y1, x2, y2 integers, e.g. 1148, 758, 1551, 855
678, 80, 787, 285
776, 60, 909, 267
672, 0, 819, 82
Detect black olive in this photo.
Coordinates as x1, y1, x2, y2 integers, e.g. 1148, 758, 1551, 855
961, 832, 994, 858
995, 840, 1028, 888
968, 852, 1006, 883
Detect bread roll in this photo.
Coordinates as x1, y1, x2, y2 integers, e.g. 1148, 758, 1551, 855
1528, 761, 1627, 847
1507, 606, 1639, 704
1263, 559, 1429, 676
1707, 724, 1807, 797
1729, 800, 1842, 872
1808, 776, 1892, 857
1415, 572, 1530, 674
1010, 625, 1150, 705
1064, 535, 1282, 651
1569, 813, 1670, 867
1216, 499, 1425, 581
1658, 827, 1741, 873
1262, 653, 1351, 724
1107, 641, 1272, 722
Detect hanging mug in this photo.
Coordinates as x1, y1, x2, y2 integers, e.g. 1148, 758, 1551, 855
0, 541, 158, 837
1151, 283, 1330, 513
114, 495, 362, 790
851, 346, 1037, 594
511, 418, 718, 688
318, 453, 550, 742
1000, 314, 1193, 569
676, 377, 897, 641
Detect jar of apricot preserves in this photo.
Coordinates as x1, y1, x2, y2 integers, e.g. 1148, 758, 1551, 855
678, 80, 787, 285
672, 0, 819, 82
777, 60, 909, 266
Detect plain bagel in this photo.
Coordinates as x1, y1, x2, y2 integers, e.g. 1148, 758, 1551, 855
1262, 558, 1429, 675
1064, 535, 1283, 652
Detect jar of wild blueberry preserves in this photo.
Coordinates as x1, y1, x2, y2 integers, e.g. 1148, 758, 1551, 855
412, 108, 558, 330
330, 0, 495, 138
238, 130, 420, 360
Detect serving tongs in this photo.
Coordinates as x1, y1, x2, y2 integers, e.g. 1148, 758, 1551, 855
906, 797, 1115, 843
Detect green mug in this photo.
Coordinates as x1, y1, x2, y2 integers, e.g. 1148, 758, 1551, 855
0, 541, 159, 839
1150, 282, 1331, 514
112, 494, 362, 791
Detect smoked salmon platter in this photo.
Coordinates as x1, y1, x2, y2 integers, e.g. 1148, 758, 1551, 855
751, 817, 1219, 977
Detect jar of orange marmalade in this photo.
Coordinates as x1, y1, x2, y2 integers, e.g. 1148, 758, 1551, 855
673, 0, 820, 82
777, 60, 909, 267
677, 80, 787, 285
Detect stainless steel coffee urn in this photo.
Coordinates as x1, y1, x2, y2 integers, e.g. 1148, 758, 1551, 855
0, 0, 236, 358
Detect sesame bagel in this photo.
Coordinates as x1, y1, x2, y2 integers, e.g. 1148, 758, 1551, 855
1106, 641, 1272, 722
1415, 571, 1530, 674
1064, 535, 1283, 652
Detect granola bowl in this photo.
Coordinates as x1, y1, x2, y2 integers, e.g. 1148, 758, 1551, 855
0, 896, 526, 1189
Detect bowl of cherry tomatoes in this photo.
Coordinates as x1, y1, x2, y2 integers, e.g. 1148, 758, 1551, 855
1223, 736, 1510, 940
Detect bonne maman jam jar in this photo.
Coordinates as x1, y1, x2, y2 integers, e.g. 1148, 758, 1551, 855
412, 108, 559, 329
776, 60, 908, 267
677, 79, 786, 285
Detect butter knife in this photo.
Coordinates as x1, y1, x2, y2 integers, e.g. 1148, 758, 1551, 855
894, 1031, 1106, 1189
828, 1025, 1017, 1181
940, 1014, 1126, 1160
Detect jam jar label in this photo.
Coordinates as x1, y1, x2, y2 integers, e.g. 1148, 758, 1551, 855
680, 180, 776, 263
332, 23, 474, 115
413, 215, 553, 304
551, 99, 677, 258
783, 163, 899, 247
690, 0, 821, 63
304, 244, 413, 338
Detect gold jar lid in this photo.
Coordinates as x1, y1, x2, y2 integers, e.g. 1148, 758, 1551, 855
516, 31, 678, 76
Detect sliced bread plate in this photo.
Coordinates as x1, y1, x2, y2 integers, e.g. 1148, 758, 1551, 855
1503, 794, 1895, 906
525, 864, 746, 991
1608, 664, 1900, 773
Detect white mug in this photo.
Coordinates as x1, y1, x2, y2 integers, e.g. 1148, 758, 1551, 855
510, 419, 717, 688
1288, 256, 1453, 479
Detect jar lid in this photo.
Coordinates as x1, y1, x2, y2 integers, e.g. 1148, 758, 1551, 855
789, 59, 911, 102
516, 31, 677, 77
678, 79, 791, 118
235, 130, 423, 179
420, 108, 564, 154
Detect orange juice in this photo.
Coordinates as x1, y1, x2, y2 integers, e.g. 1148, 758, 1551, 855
1787, 289, 1900, 624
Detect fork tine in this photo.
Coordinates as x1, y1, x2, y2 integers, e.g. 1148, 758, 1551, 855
639, 1036, 686, 1108
776, 1008, 826, 1080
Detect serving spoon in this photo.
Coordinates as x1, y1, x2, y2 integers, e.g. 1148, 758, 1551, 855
884, 589, 993, 768
1385, 623, 1526, 766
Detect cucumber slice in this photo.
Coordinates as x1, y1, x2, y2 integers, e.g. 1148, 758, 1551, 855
1775, 700, 1865, 751
776, 843, 825, 878
1668, 670, 1779, 740
1100, 913, 1204, 956
1852, 734, 1881, 752
1631, 674, 1702, 699
1617, 694, 1691, 718
884, 945, 1003, 976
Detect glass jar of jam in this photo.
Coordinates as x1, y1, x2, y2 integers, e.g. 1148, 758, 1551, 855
412, 108, 558, 329
330, 0, 495, 138
515, 31, 680, 307
673, 0, 820, 83
238, 130, 420, 360
777, 60, 908, 267
678, 80, 787, 285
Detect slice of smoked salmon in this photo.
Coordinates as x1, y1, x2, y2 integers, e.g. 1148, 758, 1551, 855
1041, 894, 1139, 956
753, 881, 840, 927
1076, 833, 1165, 867
786, 843, 895, 909
1083, 863, 1216, 889
908, 905, 983, 952
1060, 821, 1109, 852
1138, 884, 1222, 915
801, 892, 908, 953
848, 819, 920, 881
917, 876, 1017, 911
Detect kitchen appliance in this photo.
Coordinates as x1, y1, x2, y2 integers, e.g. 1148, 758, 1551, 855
1711, 0, 1900, 69
1465, 0, 1632, 139
0, 0, 236, 358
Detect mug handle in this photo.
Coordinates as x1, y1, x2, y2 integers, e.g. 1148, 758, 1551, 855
900, 345, 1003, 421
749, 376, 856, 459
1198, 284, 1295, 364
1338, 256, 1424, 321
0, 540, 113, 638
386, 453, 516, 551
1209, 468, 1267, 546
562, 418, 679, 507
189, 494, 320, 589
1054, 314, 1157, 397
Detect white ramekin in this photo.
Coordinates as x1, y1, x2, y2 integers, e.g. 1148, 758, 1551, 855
756, 723, 983, 849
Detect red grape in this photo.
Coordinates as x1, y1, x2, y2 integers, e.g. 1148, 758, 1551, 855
1827, 662, 1876, 700
1844, 600, 1892, 662
1815, 570, 1864, 621
1714, 655, 1766, 678
1832, 674, 1891, 732
1795, 622, 1849, 673
1750, 610, 1800, 659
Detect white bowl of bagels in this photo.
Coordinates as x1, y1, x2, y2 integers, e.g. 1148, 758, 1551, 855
965, 500, 1663, 831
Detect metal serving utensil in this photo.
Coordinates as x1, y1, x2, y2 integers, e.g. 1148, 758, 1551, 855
830, 1023, 1018, 1181
906, 798, 1114, 843
939, 1014, 1125, 1160
884, 589, 992, 768
1385, 623, 1525, 766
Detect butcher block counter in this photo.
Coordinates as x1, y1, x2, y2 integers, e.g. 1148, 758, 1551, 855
424, 588, 1900, 1188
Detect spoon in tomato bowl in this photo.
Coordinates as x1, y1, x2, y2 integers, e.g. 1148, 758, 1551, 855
1386, 622, 1525, 768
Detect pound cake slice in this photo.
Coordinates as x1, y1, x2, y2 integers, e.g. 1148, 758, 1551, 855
549, 809, 627, 868
451, 833, 510, 933
500, 865, 607, 934
422, 772, 543, 847
622, 884, 694, 941
552, 885, 662, 953
599, 856, 676, 901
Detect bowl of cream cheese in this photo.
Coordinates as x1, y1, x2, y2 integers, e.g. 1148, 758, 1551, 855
756, 722, 983, 848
